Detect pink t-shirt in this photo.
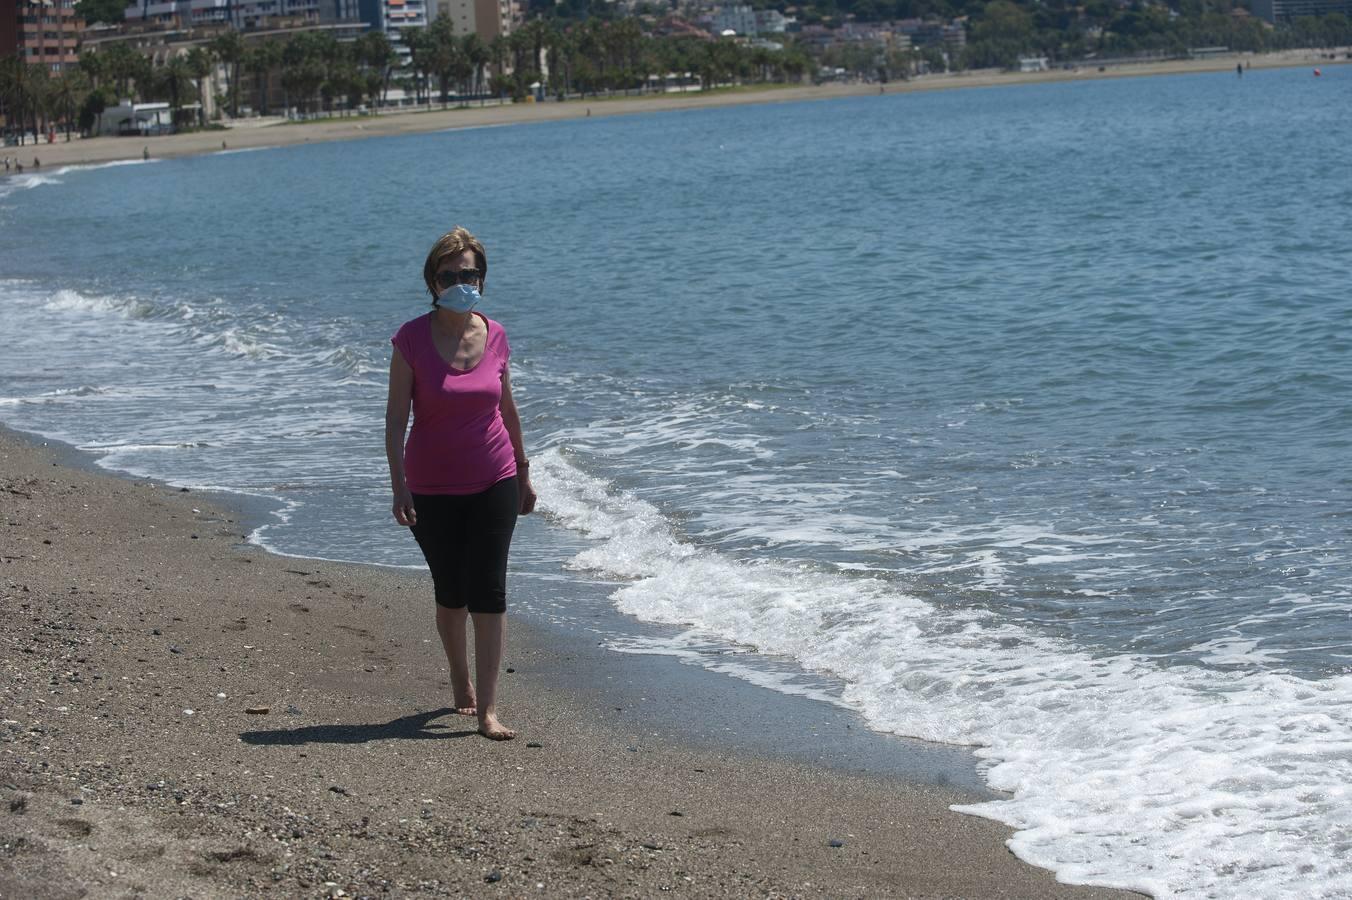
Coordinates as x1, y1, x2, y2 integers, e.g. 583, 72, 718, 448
391, 312, 517, 495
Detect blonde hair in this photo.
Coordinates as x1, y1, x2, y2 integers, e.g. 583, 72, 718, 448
422, 227, 487, 302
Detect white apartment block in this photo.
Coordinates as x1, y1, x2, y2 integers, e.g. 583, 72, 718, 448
712, 4, 756, 35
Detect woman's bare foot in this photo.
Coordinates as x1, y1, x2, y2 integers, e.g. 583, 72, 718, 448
452, 689, 477, 716
477, 712, 516, 741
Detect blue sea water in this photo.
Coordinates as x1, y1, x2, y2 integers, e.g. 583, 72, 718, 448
2, 67, 1350, 897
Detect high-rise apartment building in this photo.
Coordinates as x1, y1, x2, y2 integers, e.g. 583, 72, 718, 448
1, 0, 83, 73
357, 0, 431, 66
435, 0, 511, 43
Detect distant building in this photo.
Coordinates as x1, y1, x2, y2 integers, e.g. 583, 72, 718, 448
754, 9, 788, 33
1017, 55, 1048, 72
0, 0, 84, 73
712, 4, 756, 36
897, 18, 965, 51
356, 0, 431, 66
124, 0, 360, 31
434, 0, 513, 43
1250, 0, 1351, 22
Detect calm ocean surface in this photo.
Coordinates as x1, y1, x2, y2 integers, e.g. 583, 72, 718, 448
2, 67, 1350, 897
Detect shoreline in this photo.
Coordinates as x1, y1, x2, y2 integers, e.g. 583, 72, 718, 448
4, 48, 1344, 171
0, 422, 1142, 897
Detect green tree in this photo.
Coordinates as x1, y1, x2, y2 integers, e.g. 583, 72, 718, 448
74, 0, 124, 24
184, 46, 212, 124
152, 54, 196, 128
209, 31, 246, 117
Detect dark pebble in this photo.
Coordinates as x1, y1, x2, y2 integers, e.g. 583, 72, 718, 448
190, 535, 198, 539
169, 646, 182, 654
669, 810, 684, 817
42, 539, 51, 545
484, 870, 502, 884
70, 798, 82, 805
9, 797, 27, 813
505, 667, 515, 673
152, 629, 162, 635
641, 842, 661, 851
828, 839, 845, 848
179, 487, 190, 492
525, 742, 542, 749
329, 785, 348, 795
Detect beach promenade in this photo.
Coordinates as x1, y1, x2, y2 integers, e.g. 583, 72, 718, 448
0, 426, 1144, 897
5, 49, 1342, 172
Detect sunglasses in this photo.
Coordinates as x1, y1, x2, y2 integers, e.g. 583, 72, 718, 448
436, 268, 482, 290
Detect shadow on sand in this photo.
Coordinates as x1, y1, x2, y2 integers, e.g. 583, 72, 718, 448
238, 708, 477, 746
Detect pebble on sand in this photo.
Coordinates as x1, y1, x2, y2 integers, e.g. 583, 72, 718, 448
245, 706, 270, 715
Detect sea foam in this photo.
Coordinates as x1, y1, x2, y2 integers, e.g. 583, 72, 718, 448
533, 448, 1352, 899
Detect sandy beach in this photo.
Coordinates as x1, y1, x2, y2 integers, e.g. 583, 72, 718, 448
0, 424, 1145, 897
5, 48, 1343, 172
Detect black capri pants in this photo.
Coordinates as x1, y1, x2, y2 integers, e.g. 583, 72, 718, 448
410, 476, 519, 614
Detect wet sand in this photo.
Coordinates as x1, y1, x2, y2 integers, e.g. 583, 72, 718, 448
5, 49, 1343, 171
0, 425, 1142, 897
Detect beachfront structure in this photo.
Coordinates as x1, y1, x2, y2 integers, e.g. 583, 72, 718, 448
1018, 55, 1049, 72
96, 98, 174, 134
0, 0, 83, 73
123, 0, 360, 30
434, 0, 511, 42
1249, 0, 1352, 22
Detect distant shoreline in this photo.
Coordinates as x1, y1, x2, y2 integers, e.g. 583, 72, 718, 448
4, 48, 1345, 171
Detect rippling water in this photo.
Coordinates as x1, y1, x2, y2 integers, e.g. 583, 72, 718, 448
3, 67, 1350, 897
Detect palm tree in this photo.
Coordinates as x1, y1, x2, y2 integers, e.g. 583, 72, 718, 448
184, 46, 211, 125
209, 31, 245, 117
461, 33, 487, 104
426, 15, 460, 108
356, 32, 396, 108
50, 68, 89, 140
155, 54, 195, 129
487, 34, 508, 100
281, 31, 326, 116
247, 40, 283, 116
102, 42, 149, 100
404, 27, 434, 108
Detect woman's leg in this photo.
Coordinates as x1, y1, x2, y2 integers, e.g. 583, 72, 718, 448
471, 612, 514, 740
466, 476, 519, 740
435, 605, 476, 715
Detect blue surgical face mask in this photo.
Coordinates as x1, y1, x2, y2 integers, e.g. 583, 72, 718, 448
436, 283, 480, 314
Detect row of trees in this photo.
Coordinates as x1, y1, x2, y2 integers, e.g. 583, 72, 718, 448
2, 17, 812, 141
405, 18, 812, 103
960, 0, 1352, 69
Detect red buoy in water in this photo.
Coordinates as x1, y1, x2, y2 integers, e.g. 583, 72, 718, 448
1314, 68, 1322, 76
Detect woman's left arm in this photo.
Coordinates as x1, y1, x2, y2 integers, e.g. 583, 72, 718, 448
499, 367, 537, 515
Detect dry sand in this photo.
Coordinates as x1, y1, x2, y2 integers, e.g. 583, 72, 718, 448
6, 48, 1344, 171
0, 425, 1143, 897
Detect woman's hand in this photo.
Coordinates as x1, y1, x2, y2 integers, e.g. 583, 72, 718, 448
519, 477, 537, 516
393, 485, 417, 527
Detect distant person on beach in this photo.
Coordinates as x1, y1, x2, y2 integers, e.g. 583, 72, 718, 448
385, 227, 536, 741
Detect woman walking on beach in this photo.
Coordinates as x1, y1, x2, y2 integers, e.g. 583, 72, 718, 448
385, 227, 536, 741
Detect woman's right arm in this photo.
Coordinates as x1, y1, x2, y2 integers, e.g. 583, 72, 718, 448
386, 348, 417, 527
